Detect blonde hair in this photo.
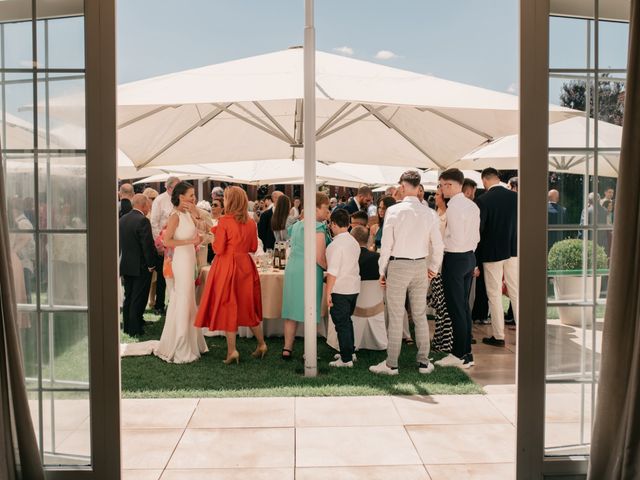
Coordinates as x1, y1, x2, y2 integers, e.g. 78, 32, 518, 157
224, 186, 249, 223
316, 192, 329, 209
143, 187, 159, 200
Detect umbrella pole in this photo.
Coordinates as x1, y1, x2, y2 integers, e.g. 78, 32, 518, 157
303, 0, 317, 377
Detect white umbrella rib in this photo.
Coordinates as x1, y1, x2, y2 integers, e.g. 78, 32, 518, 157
118, 105, 174, 129
136, 104, 229, 169
361, 104, 446, 170
212, 103, 292, 144
252, 101, 296, 144
419, 107, 494, 141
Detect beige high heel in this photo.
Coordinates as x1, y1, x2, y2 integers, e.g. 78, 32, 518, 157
223, 350, 240, 365
251, 344, 268, 359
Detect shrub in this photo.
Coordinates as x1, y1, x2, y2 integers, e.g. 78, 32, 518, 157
548, 239, 608, 272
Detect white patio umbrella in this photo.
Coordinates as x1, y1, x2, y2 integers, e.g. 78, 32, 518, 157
132, 172, 212, 185
329, 163, 415, 186
168, 159, 365, 187
114, 47, 576, 171
455, 116, 621, 177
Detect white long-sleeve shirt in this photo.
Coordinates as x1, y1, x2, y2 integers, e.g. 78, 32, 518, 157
443, 192, 480, 253
150, 191, 174, 239
378, 196, 444, 276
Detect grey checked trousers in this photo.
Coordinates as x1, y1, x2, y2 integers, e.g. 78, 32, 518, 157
384, 259, 430, 368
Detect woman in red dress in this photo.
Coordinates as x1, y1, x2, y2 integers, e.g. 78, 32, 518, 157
195, 186, 267, 364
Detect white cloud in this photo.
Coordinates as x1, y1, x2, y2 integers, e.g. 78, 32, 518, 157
333, 46, 354, 56
375, 50, 399, 60
507, 82, 518, 94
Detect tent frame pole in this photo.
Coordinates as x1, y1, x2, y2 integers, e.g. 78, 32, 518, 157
303, 0, 317, 377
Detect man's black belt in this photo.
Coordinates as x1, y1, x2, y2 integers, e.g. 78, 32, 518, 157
390, 256, 426, 261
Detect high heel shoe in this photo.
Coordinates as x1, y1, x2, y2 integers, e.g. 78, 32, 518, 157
281, 348, 293, 360
251, 344, 268, 359
223, 350, 240, 365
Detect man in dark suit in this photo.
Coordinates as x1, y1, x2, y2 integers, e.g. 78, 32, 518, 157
120, 194, 158, 336
350, 226, 379, 281
119, 183, 134, 218
548, 189, 567, 251
476, 168, 518, 347
257, 190, 283, 251
341, 186, 373, 214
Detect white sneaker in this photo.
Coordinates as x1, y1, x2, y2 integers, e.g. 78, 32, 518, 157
434, 354, 465, 368
369, 360, 399, 376
418, 362, 435, 374
333, 353, 357, 362
329, 358, 354, 368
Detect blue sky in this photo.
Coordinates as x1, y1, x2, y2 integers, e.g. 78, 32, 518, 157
116, 0, 628, 100
116, 0, 520, 93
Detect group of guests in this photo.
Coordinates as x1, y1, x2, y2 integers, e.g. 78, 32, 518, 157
118, 166, 521, 373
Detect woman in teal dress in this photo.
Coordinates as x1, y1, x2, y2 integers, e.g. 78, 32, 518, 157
281, 192, 331, 359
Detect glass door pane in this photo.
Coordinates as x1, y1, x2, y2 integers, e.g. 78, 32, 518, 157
545, 5, 625, 459
1, 1, 91, 467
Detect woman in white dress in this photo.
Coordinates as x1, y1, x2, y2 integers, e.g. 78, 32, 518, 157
154, 181, 209, 363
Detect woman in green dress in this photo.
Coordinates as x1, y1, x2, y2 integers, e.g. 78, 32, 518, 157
281, 192, 331, 359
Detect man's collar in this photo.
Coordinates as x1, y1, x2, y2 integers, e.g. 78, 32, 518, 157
402, 195, 420, 203
488, 182, 503, 191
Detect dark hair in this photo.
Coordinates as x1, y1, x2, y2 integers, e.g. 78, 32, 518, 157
377, 195, 396, 230
438, 168, 464, 185
602, 199, 612, 209
330, 208, 350, 228
508, 177, 519, 189
350, 225, 369, 245
481, 167, 500, 179
271, 194, 292, 232
171, 181, 193, 207
399, 170, 421, 187
462, 178, 477, 190
357, 186, 373, 197
265, 193, 273, 202
211, 198, 224, 209
350, 211, 368, 224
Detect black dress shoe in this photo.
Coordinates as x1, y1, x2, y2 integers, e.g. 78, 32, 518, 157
482, 336, 505, 347
505, 319, 516, 326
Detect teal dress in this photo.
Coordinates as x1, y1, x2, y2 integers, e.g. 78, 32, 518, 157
281, 221, 331, 323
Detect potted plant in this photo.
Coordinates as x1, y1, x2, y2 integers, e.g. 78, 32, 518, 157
548, 239, 608, 327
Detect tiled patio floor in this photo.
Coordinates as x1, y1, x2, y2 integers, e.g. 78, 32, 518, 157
116, 325, 522, 479
41, 323, 593, 478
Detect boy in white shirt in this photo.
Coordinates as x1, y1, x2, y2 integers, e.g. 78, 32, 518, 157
326, 208, 362, 368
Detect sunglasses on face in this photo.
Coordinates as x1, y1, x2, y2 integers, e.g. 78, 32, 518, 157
212, 203, 221, 208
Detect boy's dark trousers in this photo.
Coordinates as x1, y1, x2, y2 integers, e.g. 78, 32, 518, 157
330, 292, 359, 362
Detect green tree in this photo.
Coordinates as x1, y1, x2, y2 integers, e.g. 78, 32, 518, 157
559, 75, 624, 125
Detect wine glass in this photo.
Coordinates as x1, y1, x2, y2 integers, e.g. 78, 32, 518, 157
265, 249, 274, 271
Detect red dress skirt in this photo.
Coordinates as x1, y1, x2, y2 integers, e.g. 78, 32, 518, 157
195, 215, 262, 332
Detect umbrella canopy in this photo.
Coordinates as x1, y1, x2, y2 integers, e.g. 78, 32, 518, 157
115, 47, 577, 170
133, 172, 211, 185
167, 159, 366, 187
455, 116, 621, 177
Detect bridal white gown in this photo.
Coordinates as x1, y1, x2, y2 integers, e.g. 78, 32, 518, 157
154, 211, 208, 363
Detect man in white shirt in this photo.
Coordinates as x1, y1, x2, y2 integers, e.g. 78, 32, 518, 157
435, 169, 481, 369
149, 176, 180, 314
326, 208, 362, 368
370, 170, 444, 376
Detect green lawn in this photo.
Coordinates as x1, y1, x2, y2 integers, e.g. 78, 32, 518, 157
121, 314, 482, 398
